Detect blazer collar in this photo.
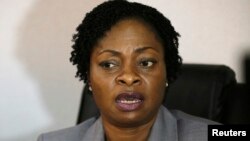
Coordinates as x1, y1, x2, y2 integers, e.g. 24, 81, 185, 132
81, 106, 178, 141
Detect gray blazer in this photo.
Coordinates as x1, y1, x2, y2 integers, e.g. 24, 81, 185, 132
38, 106, 218, 141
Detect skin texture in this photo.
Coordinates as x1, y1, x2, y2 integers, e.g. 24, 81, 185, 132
89, 19, 167, 141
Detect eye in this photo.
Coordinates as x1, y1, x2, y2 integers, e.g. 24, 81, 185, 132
139, 59, 157, 68
99, 61, 118, 69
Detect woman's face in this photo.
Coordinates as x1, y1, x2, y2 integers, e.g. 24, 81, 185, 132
89, 19, 166, 127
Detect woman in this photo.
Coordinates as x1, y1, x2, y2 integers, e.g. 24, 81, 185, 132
38, 0, 217, 141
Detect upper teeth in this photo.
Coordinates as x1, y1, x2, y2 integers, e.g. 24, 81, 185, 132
120, 100, 141, 104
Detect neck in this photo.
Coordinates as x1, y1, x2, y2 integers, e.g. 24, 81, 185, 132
102, 116, 156, 141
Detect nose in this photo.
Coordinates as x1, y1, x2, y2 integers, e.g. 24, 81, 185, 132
116, 66, 141, 86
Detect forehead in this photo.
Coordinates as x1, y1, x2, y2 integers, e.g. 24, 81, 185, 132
94, 19, 163, 52
106, 18, 160, 40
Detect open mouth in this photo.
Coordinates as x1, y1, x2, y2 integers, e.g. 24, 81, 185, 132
115, 92, 144, 112
119, 99, 142, 104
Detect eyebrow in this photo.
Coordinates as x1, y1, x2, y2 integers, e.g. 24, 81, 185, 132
98, 46, 159, 56
98, 49, 121, 56
134, 46, 159, 53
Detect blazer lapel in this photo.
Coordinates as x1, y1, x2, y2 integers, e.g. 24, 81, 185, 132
148, 106, 178, 141
81, 117, 105, 141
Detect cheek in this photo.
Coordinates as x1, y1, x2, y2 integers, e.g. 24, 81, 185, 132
89, 65, 117, 99
147, 79, 166, 108
90, 72, 115, 91
145, 64, 166, 86
146, 66, 166, 97
148, 77, 166, 97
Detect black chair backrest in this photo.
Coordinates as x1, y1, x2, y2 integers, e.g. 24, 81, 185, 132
77, 64, 236, 124
164, 64, 236, 122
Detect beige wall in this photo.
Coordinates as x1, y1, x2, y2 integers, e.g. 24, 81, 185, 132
0, 0, 249, 141
137, 0, 250, 81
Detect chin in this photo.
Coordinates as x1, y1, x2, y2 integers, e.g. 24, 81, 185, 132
114, 109, 156, 127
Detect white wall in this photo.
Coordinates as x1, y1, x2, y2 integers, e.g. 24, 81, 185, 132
0, 0, 249, 141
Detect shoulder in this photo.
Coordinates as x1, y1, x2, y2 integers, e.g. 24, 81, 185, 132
170, 109, 219, 125
170, 109, 220, 141
37, 117, 97, 141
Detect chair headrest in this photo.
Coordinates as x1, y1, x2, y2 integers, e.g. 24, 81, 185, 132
164, 64, 236, 121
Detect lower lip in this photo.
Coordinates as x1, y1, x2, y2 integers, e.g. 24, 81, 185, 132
116, 101, 143, 112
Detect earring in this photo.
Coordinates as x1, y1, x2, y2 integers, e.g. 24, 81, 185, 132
166, 83, 168, 87
89, 86, 92, 91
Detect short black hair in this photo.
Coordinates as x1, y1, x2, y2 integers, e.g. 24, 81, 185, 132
70, 0, 182, 83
